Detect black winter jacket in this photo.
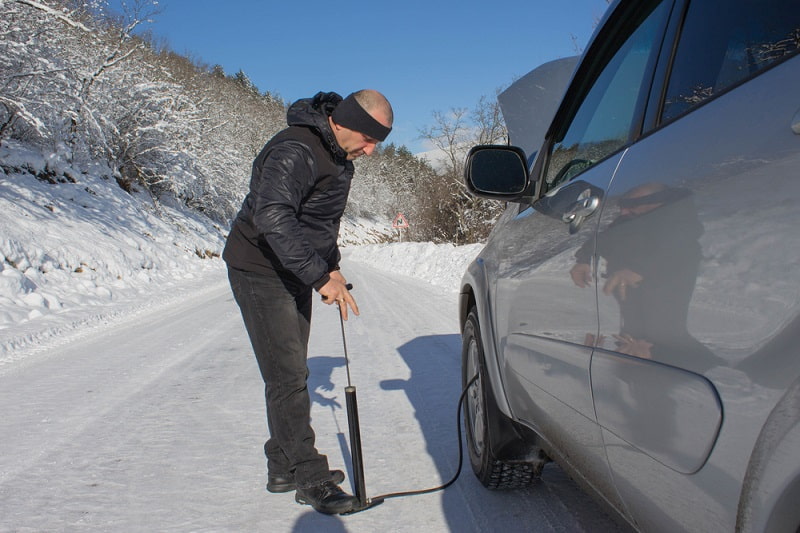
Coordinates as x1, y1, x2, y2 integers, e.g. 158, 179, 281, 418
222, 92, 353, 290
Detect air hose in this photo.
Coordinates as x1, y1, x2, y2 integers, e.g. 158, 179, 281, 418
333, 294, 479, 513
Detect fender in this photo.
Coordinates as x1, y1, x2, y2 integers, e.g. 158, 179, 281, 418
737, 377, 800, 533
459, 255, 514, 421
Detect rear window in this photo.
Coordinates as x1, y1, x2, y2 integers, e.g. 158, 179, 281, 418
662, 0, 800, 121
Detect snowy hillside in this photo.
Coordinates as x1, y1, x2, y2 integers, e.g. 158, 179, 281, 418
0, 140, 482, 361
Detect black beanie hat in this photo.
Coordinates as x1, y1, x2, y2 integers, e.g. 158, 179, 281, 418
331, 93, 391, 142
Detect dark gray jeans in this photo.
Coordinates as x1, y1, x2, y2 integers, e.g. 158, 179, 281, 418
227, 266, 330, 487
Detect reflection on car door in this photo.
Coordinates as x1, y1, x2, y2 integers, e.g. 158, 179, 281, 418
490, 157, 617, 497
489, 0, 673, 511
590, 1, 800, 531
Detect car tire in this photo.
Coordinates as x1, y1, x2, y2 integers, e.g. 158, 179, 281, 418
462, 308, 538, 489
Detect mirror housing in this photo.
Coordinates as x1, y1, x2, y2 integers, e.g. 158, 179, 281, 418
464, 145, 531, 200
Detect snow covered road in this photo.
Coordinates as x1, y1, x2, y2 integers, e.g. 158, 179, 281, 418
0, 261, 629, 532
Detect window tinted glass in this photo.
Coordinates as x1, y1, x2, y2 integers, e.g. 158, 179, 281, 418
544, 1, 671, 191
662, 0, 800, 121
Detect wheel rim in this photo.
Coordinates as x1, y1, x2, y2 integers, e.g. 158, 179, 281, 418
466, 334, 486, 457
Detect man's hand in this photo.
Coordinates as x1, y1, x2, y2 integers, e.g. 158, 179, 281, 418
613, 334, 653, 359
319, 272, 359, 320
603, 268, 643, 301
329, 270, 347, 286
570, 263, 593, 287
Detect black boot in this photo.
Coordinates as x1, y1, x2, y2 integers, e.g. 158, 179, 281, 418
267, 469, 345, 493
295, 480, 358, 515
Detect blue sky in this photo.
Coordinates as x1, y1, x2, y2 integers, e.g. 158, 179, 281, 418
113, 0, 610, 153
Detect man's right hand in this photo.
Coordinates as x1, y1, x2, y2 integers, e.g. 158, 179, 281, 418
603, 269, 643, 301
319, 276, 359, 320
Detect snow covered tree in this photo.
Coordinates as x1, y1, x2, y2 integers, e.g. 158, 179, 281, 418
417, 93, 508, 243
349, 143, 438, 238
0, 0, 486, 241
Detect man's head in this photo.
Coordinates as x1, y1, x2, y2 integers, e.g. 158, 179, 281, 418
329, 90, 393, 160
619, 182, 667, 217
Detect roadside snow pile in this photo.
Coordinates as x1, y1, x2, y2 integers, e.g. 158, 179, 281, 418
0, 141, 229, 357
346, 241, 483, 291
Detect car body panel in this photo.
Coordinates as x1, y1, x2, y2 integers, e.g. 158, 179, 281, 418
460, 0, 800, 530
475, 152, 626, 511
739, 378, 800, 533
592, 351, 722, 474
460, 255, 515, 421
588, 51, 800, 533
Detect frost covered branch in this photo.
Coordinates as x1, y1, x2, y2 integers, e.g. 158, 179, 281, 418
13, 0, 91, 31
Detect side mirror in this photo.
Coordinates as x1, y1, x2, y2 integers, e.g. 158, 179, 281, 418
464, 145, 530, 200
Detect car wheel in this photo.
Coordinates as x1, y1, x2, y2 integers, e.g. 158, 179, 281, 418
462, 308, 538, 489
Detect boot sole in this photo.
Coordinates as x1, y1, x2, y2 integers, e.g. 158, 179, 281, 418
267, 469, 345, 493
294, 492, 357, 515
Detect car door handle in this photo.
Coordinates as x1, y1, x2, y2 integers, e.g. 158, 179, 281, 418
562, 190, 600, 223
562, 189, 600, 234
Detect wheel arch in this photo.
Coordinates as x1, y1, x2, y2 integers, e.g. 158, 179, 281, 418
737, 376, 800, 533
459, 257, 511, 420
460, 259, 544, 463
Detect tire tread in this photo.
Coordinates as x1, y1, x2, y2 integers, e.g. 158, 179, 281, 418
484, 459, 536, 490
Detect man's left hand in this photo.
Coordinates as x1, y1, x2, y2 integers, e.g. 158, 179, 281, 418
603, 269, 643, 301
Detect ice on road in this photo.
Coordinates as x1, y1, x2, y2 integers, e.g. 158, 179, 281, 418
0, 261, 628, 532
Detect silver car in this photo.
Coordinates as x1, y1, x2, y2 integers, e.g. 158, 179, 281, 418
459, 1, 800, 531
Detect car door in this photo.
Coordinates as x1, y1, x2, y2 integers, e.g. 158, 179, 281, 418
486, 0, 674, 508
588, 1, 800, 531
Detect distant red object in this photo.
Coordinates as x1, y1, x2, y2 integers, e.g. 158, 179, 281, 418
392, 213, 409, 229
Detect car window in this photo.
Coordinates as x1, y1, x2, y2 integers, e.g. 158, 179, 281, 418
543, 0, 672, 192
662, 0, 800, 122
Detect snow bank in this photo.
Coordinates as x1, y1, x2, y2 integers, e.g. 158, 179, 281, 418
345, 242, 483, 291
0, 141, 227, 359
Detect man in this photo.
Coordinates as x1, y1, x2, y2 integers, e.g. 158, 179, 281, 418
569, 182, 719, 369
223, 90, 393, 515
